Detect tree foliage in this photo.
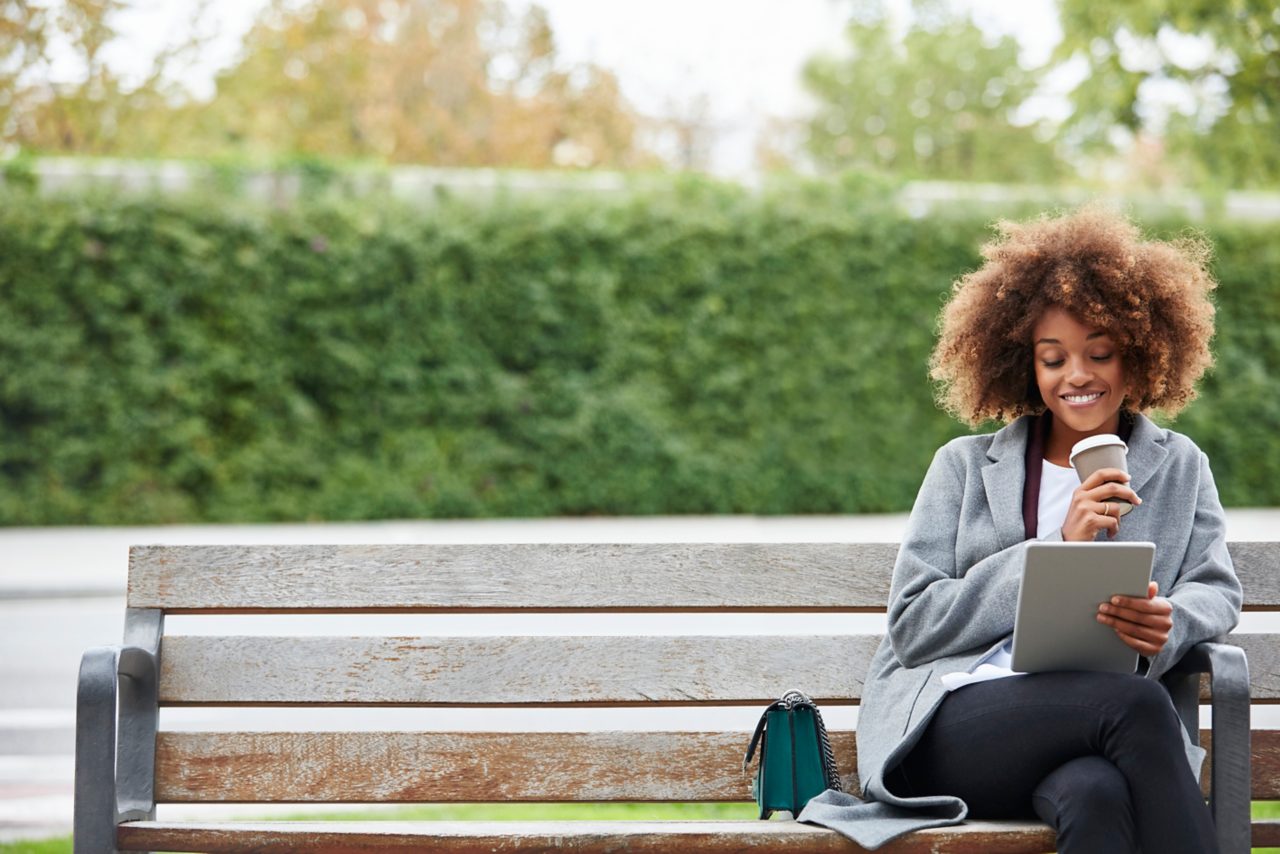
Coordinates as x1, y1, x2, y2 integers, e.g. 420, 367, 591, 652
1055, 0, 1279, 188
803, 10, 1062, 182
194, 0, 641, 167
2, 0, 643, 169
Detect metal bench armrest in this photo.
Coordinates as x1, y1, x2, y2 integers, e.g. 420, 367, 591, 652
74, 643, 159, 854
1163, 640, 1251, 854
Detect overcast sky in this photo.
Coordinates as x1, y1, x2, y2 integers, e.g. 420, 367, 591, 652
78, 0, 1065, 175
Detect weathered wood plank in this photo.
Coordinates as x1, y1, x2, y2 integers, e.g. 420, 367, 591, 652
117, 819, 1059, 854
126, 542, 1279, 612
1224, 634, 1280, 702
1228, 541, 1280, 608
157, 633, 1280, 705
128, 543, 901, 612
1254, 819, 1280, 848
150, 727, 1280, 803
154, 731, 860, 803
158, 635, 875, 705
1201, 728, 1280, 798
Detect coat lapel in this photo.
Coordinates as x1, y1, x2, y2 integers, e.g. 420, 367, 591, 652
1124, 413, 1169, 495
982, 417, 1031, 550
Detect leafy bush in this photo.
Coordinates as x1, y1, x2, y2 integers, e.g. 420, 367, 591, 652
0, 181, 1276, 524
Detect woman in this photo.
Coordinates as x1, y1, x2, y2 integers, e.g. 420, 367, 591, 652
800, 206, 1242, 852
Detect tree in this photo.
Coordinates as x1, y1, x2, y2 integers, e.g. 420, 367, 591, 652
1056, 0, 1280, 188
180, 0, 642, 168
2, 0, 643, 170
1, 0, 210, 155
802, 8, 1063, 182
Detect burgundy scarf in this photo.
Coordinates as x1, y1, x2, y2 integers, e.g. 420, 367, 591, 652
1022, 411, 1135, 539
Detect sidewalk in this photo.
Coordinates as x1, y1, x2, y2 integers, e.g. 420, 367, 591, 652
0, 514, 917, 598
2, 510, 1277, 598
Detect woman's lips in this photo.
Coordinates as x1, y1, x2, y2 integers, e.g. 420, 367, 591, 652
1061, 391, 1104, 408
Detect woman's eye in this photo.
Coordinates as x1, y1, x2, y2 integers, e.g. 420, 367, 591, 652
1092, 353, 1113, 362
1041, 360, 1064, 368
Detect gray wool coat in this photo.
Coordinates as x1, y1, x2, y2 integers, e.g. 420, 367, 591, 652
798, 413, 1243, 849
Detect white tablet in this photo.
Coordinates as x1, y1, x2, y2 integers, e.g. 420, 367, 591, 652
1010, 541, 1156, 674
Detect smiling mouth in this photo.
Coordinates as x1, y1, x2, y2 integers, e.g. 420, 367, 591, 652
1062, 392, 1104, 405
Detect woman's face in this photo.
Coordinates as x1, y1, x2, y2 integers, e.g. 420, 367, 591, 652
1032, 307, 1127, 436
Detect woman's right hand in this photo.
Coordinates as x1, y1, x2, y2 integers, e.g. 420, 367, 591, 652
1061, 467, 1143, 541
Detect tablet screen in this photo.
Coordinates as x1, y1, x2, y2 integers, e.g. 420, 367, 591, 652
1011, 541, 1155, 674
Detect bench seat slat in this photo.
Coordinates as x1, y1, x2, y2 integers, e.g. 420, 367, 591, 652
158, 634, 1280, 705
127, 542, 1280, 611
128, 543, 898, 612
118, 819, 1058, 853
155, 731, 859, 803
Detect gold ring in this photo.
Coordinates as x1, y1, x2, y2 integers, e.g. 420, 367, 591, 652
1104, 503, 1113, 518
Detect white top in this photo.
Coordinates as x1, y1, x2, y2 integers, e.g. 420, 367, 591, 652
1037, 459, 1082, 540
939, 460, 1077, 691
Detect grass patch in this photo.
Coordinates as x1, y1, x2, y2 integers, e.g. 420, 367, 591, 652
0, 839, 72, 854
18, 802, 1280, 852
1252, 801, 1280, 852
0, 803, 756, 854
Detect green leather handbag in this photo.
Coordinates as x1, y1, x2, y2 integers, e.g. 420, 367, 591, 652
743, 689, 842, 819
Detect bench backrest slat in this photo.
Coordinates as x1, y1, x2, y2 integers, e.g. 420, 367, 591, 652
128, 543, 1280, 611
158, 634, 874, 705
154, 730, 860, 803
152, 728, 1279, 803
157, 633, 1279, 705
128, 543, 897, 612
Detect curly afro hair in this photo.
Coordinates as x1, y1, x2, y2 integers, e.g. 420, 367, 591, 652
930, 204, 1217, 427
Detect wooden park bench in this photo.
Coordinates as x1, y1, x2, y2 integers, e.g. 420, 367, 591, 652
75, 542, 1273, 853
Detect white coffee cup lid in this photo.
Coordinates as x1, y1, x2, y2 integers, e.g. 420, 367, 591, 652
1069, 433, 1128, 464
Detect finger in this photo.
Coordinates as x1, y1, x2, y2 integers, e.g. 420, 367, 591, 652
1082, 482, 1142, 505
1080, 468, 1131, 490
1093, 506, 1120, 538
1113, 629, 1163, 657
1106, 595, 1173, 615
1099, 601, 1173, 624
1098, 614, 1171, 643
1147, 581, 1159, 599
1099, 611, 1173, 634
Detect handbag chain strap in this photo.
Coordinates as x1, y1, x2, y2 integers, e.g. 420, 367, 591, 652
779, 690, 843, 793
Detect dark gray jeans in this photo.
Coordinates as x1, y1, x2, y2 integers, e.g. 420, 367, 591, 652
884, 671, 1218, 854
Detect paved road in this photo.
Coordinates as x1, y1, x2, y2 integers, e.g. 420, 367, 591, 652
2, 511, 1277, 842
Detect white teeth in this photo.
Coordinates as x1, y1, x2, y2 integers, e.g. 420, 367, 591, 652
1064, 393, 1102, 403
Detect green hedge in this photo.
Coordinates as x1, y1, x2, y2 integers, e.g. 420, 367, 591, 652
0, 180, 1277, 524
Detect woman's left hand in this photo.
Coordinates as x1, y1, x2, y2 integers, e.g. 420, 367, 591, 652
1096, 581, 1173, 656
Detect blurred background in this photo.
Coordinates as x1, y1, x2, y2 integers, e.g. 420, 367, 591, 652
1, 0, 1278, 525
1, 0, 1279, 846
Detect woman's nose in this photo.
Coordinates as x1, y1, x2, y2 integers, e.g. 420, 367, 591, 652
1066, 357, 1093, 384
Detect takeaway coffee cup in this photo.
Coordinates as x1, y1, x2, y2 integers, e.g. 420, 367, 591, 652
1070, 434, 1133, 517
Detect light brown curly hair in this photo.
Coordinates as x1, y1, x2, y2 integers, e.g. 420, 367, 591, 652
930, 204, 1217, 427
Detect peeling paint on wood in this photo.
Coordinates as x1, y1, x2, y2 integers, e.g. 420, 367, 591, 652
155, 730, 859, 803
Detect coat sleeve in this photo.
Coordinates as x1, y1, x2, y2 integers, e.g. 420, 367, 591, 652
886, 443, 1028, 668
1144, 451, 1243, 682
